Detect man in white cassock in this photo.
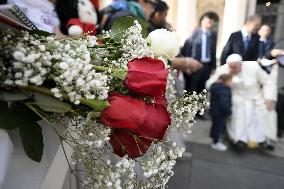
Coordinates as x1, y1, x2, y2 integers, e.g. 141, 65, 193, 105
206, 54, 278, 151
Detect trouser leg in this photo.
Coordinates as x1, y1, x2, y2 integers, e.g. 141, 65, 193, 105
210, 117, 226, 144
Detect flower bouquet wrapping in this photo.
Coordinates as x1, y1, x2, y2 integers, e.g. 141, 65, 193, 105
0, 17, 208, 188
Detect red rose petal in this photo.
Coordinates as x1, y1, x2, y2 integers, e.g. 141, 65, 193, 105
101, 94, 147, 130
138, 104, 171, 140
125, 57, 169, 97
110, 130, 152, 158
101, 94, 170, 141
101, 94, 171, 159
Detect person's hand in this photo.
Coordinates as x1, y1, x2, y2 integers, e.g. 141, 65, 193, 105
172, 57, 203, 73
271, 49, 284, 58
265, 100, 276, 111
184, 58, 203, 74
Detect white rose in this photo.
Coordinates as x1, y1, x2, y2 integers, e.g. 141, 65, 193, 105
147, 29, 180, 60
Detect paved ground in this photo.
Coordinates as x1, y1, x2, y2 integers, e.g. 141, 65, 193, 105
167, 119, 284, 189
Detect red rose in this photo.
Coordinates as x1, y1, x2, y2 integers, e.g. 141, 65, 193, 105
101, 93, 147, 131
125, 57, 169, 98
110, 130, 152, 158
101, 93, 170, 158
134, 102, 170, 140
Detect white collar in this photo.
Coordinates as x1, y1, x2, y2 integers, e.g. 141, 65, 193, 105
241, 28, 251, 39
260, 37, 267, 42
201, 28, 211, 35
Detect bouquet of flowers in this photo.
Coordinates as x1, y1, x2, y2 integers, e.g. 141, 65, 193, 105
0, 17, 208, 188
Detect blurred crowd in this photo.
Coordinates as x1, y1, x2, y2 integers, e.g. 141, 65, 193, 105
1, 0, 284, 152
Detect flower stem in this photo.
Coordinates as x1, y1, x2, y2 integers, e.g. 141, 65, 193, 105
20, 85, 108, 111
93, 66, 127, 80
92, 65, 107, 72
21, 85, 53, 96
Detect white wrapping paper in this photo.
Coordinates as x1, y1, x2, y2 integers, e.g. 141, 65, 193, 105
0, 129, 13, 189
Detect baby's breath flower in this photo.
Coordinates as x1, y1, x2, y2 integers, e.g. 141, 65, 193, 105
169, 90, 208, 134
113, 20, 153, 69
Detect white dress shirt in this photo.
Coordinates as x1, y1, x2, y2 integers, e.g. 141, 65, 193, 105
241, 28, 252, 41
201, 29, 211, 63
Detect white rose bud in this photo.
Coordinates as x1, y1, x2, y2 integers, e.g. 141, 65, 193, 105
147, 29, 180, 60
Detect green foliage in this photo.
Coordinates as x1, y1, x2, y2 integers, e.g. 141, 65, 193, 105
0, 101, 23, 130
108, 76, 129, 95
0, 101, 43, 162
0, 91, 30, 101
112, 69, 127, 80
18, 114, 43, 163
87, 111, 102, 121
111, 16, 148, 40
80, 99, 110, 112
34, 93, 72, 113
29, 29, 53, 37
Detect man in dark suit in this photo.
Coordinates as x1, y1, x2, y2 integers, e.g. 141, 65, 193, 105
180, 12, 218, 93
258, 24, 275, 59
221, 15, 262, 65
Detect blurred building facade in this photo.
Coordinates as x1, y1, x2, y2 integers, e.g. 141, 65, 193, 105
99, 0, 112, 8
99, 0, 284, 57
164, 0, 284, 56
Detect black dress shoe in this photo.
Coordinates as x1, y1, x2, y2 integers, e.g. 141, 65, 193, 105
259, 142, 275, 151
234, 141, 247, 152
196, 114, 208, 120
277, 130, 283, 138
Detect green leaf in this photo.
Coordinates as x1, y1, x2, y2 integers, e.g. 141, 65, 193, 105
34, 93, 72, 113
19, 118, 43, 163
0, 91, 30, 101
87, 111, 102, 120
29, 29, 53, 37
113, 69, 127, 80
0, 101, 43, 162
111, 16, 149, 39
0, 101, 20, 130
0, 101, 40, 130
80, 99, 110, 112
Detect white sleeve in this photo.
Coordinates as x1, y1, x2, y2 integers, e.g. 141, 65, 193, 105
206, 65, 229, 89
257, 64, 278, 101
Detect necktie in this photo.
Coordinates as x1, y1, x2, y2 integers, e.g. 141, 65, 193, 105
244, 36, 250, 52
259, 41, 265, 58
205, 32, 211, 61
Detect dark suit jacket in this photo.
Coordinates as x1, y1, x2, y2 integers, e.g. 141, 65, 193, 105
221, 31, 260, 65
259, 38, 275, 58
180, 29, 217, 70
209, 83, 232, 117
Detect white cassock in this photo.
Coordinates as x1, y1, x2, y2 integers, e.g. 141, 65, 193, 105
206, 61, 278, 143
